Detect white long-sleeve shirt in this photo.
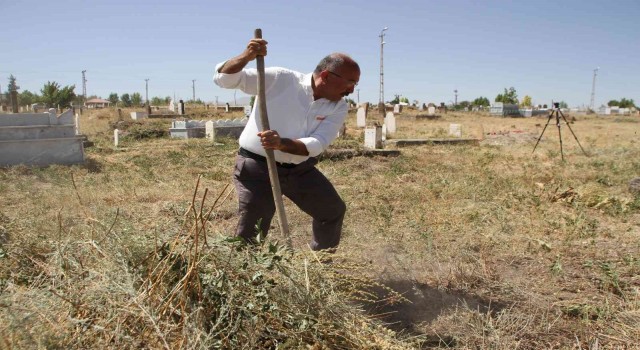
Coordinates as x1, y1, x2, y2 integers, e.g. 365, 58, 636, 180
213, 61, 348, 164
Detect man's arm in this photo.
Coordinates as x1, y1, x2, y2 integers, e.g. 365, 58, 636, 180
218, 39, 267, 74
258, 130, 309, 156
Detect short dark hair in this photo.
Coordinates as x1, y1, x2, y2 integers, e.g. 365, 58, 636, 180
314, 53, 359, 74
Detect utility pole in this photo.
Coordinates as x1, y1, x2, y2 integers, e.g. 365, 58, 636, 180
145, 78, 149, 104
590, 67, 599, 111
81, 70, 87, 103
454, 89, 458, 107
356, 88, 360, 104
379, 26, 388, 115
192, 79, 196, 102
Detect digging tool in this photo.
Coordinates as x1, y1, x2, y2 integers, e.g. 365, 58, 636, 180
254, 28, 292, 249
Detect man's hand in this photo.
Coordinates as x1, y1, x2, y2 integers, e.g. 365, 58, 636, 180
257, 130, 310, 156
218, 39, 268, 74
258, 130, 282, 150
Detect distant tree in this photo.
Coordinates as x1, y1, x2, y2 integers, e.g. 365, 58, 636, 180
472, 96, 490, 107
151, 96, 165, 106
19, 90, 39, 106
390, 94, 400, 104
7, 74, 19, 92
131, 92, 142, 106
40, 81, 76, 108
345, 98, 356, 106
250, 96, 255, 109
121, 93, 132, 107
108, 93, 119, 105
457, 101, 471, 110
608, 98, 635, 108
400, 97, 409, 104
558, 101, 568, 108
521, 95, 532, 107
495, 87, 518, 104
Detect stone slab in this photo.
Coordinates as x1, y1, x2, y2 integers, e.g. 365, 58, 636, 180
169, 127, 206, 139
0, 124, 76, 140
387, 138, 480, 147
0, 137, 85, 166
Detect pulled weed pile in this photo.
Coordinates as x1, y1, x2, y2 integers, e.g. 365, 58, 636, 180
1, 177, 418, 349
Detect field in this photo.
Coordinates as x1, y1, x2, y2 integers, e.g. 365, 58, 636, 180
1, 106, 639, 349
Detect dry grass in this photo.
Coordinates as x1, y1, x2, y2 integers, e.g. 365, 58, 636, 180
1, 106, 639, 349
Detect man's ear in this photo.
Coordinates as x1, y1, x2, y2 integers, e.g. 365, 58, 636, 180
319, 70, 329, 79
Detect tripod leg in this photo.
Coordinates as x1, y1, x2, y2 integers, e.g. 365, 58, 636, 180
532, 111, 555, 154
558, 109, 589, 156
555, 110, 564, 161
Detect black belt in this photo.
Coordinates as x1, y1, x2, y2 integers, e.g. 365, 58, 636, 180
238, 147, 299, 169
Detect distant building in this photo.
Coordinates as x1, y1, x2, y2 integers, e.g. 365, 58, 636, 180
490, 102, 520, 117
85, 98, 110, 109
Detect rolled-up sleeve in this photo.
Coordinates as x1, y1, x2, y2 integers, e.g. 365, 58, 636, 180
300, 103, 348, 157
214, 62, 282, 96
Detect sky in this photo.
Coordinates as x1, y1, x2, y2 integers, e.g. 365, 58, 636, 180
1, 0, 638, 108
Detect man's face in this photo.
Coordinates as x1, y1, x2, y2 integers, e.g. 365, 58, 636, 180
323, 67, 360, 102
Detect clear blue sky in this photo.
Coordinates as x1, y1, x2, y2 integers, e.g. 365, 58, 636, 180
1, 0, 638, 108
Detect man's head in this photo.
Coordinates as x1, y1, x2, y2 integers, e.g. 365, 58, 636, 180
312, 53, 360, 102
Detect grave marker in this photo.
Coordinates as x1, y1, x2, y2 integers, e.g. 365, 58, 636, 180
364, 125, 383, 149
356, 107, 366, 128
449, 123, 461, 137
385, 112, 396, 134
114, 129, 120, 147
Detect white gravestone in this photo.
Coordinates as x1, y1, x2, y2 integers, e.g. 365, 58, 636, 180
393, 104, 402, 113
449, 124, 462, 137
381, 124, 387, 141
356, 107, 366, 128
364, 125, 383, 149
75, 113, 80, 135
114, 129, 120, 147
385, 112, 396, 134
427, 106, 436, 116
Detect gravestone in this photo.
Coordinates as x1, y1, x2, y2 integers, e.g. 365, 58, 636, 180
244, 105, 252, 117
381, 124, 387, 141
364, 125, 383, 149
419, 103, 425, 111
356, 106, 366, 128
114, 129, 120, 147
179, 100, 185, 115
130, 112, 148, 120
75, 113, 80, 135
385, 112, 396, 134
449, 124, 462, 137
393, 104, 402, 113
427, 106, 436, 116
225, 103, 230, 112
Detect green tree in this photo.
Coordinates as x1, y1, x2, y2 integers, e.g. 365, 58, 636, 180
40, 81, 76, 108
390, 94, 400, 104
521, 95, 532, 107
472, 96, 490, 107
131, 92, 142, 106
457, 101, 471, 110
400, 97, 409, 104
558, 101, 568, 108
108, 93, 119, 105
495, 87, 518, 104
608, 98, 635, 108
19, 90, 39, 106
121, 93, 132, 107
7, 74, 19, 92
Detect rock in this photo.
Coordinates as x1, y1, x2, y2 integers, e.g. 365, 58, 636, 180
629, 177, 640, 194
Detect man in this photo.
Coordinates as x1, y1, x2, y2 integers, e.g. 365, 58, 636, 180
213, 37, 360, 251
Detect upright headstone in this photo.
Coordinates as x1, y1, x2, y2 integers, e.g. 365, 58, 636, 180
427, 106, 436, 116
244, 105, 252, 117
179, 100, 185, 115
114, 129, 120, 147
117, 108, 123, 120
364, 125, 383, 149
385, 112, 396, 134
168, 99, 176, 112
225, 103, 230, 112
419, 103, 425, 111
205, 120, 215, 140
393, 104, 402, 113
449, 123, 462, 137
356, 107, 366, 128
75, 113, 80, 135
381, 124, 387, 141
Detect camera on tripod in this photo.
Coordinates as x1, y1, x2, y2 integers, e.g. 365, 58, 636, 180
553, 102, 560, 109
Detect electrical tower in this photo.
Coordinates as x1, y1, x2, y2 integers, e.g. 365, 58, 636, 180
81, 70, 87, 102
192, 79, 196, 102
379, 27, 388, 113
590, 67, 599, 111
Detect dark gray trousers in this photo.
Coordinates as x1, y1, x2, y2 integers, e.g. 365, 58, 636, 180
233, 154, 346, 250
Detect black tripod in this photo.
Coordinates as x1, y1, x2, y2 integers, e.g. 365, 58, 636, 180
532, 103, 588, 161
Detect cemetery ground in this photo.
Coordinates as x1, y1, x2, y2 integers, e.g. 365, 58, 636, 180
1, 106, 639, 349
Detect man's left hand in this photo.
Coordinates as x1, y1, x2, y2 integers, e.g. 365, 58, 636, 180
258, 130, 282, 150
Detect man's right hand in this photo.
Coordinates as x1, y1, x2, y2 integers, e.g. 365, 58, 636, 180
218, 39, 268, 74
